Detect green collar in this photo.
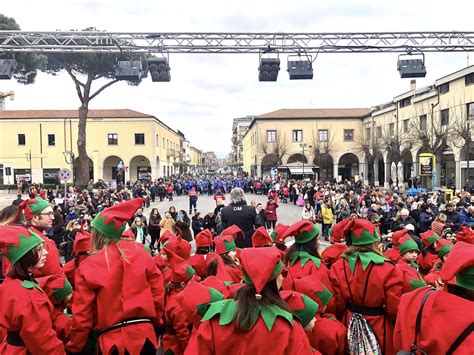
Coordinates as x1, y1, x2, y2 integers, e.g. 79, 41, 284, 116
201, 299, 293, 331
409, 262, 420, 270
342, 252, 387, 274
290, 251, 321, 268
409, 275, 427, 290
21, 279, 43, 292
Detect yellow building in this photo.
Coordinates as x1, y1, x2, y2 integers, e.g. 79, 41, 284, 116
190, 146, 203, 173
243, 65, 474, 190
0, 109, 184, 185
242, 108, 370, 180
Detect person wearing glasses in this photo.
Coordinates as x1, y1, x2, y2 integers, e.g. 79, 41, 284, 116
11, 197, 63, 278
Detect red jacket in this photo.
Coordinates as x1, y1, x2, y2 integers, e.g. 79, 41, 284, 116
396, 259, 427, 294
225, 264, 243, 283
308, 314, 346, 355
63, 254, 89, 288
264, 202, 279, 221
394, 287, 474, 354
0, 277, 64, 354
329, 256, 403, 355
321, 244, 347, 267
30, 227, 64, 278
66, 240, 165, 354
187, 314, 313, 354
417, 251, 439, 274
162, 293, 192, 355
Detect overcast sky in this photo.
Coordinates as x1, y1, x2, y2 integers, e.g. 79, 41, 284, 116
2, 0, 472, 158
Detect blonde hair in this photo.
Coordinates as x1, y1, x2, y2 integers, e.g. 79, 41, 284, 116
344, 243, 383, 257
92, 228, 130, 269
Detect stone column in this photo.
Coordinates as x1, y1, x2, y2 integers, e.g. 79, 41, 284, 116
92, 150, 100, 181
384, 161, 391, 189
374, 160, 379, 186
333, 161, 339, 182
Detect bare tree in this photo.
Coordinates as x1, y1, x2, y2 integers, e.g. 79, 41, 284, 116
258, 129, 290, 165
311, 128, 336, 157
355, 130, 382, 166
380, 126, 411, 163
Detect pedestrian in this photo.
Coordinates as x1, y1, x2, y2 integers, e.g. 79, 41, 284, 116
394, 242, 474, 354
66, 198, 165, 354
329, 218, 403, 354
264, 196, 279, 230
188, 187, 199, 214
62, 230, 92, 288
203, 210, 216, 234
131, 217, 148, 244
188, 247, 314, 354
0, 225, 65, 353
301, 203, 315, 223
176, 210, 193, 242
148, 208, 162, 251
396, 235, 427, 294
212, 235, 243, 283
220, 188, 256, 248
321, 199, 334, 241
169, 206, 178, 220
191, 211, 204, 237
255, 203, 268, 229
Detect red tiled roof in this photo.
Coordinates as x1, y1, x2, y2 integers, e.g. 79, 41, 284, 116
256, 108, 371, 119
0, 109, 154, 119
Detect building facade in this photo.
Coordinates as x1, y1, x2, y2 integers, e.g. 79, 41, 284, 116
242, 65, 474, 190
0, 109, 186, 185
189, 146, 203, 174
231, 116, 253, 167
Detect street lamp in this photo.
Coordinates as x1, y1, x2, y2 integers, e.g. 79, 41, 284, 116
299, 143, 312, 180
25, 150, 32, 181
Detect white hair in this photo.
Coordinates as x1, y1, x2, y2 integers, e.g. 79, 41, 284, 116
229, 188, 246, 204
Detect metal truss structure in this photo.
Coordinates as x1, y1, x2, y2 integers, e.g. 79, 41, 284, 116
0, 31, 473, 54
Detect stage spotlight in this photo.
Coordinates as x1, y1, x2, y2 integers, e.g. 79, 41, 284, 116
115, 60, 143, 81
287, 56, 313, 80
397, 53, 427, 78
0, 59, 17, 80
259, 58, 280, 82
148, 58, 171, 82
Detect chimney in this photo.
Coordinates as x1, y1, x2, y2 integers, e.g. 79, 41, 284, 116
410, 79, 416, 91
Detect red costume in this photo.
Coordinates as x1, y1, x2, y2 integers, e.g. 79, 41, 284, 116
67, 240, 165, 354
309, 315, 346, 355
396, 259, 427, 294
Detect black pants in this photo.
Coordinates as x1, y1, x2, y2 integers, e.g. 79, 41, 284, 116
149, 229, 160, 249
266, 220, 276, 229
189, 199, 197, 213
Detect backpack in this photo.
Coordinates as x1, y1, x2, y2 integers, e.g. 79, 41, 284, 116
344, 262, 383, 355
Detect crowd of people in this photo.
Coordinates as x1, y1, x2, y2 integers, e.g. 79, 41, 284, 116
0, 173, 473, 354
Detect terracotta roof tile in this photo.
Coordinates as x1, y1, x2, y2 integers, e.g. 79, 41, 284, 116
0, 109, 154, 119
256, 108, 371, 119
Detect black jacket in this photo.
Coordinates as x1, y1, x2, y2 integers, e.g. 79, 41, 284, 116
220, 200, 256, 248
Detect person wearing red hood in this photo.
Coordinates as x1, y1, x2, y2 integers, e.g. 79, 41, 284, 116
321, 219, 350, 268
394, 242, 474, 354
0, 225, 64, 354
417, 230, 440, 274
283, 221, 334, 301
424, 238, 453, 287
384, 229, 408, 263
11, 197, 63, 278
396, 235, 427, 294
190, 247, 313, 354
62, 230, 92, 287
66, 198, 165, 355
251, 226, 273, 248
270, 223, 290, 257
456, 225, 474, 244
213, 234, 243, 283
329, 218, 403, 354
162, 248, 196, 355
189, 229, 214, 279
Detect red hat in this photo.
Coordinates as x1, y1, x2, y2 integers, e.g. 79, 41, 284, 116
121, 229, 135, 240
270, 224, 289, 244
160, 230, 176, 246
342, 218, 380, 246
280, 290, 318, 328
201, 275, 230, 298
163, 248, 195, 283
436, 238, 453, 259
15, 197, 50, 221
391, 229, 409, 248
72, 230, 92, 254
91, 198, 144, 240
163, 234, 191, 260
240, 247, 283, 294
293, 275, 333, 311
214, 235, 237, 255
206, 253, 234, 282
367, 213, 381, 224
221, 225, 244, 240
283, 221, 320, 244
251, 227, 273, 247
189, 254, 207, 279
37, 275, 73, 305
455, 226, 474, 244
195, 229, 213, 248
440, 242, 474, 290
178, 281, 224, 325
328, 219, 352, 243
420, 230, 440, 248
321, 244, 347, 265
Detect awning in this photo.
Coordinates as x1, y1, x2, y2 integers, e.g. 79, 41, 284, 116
288, 167, 315, 175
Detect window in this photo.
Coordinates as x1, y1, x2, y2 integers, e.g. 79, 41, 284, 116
399, 97, 411, 108
108, 133, 118, 145
318, 129, 328, 142
18, 134, 25, 145
376, 126, 382, 138
468, 103, 474, 120
292, 130, 302, 142
403, 119, 409, 133
420, 114, 427, 130
438, 83, 449, 94
389, 123, 395, 136
135, 133, 145, 145
343, 129, 354, 141
47, 134, 55, 146
366, 127, 371, 138
267, 130, 276, 143
156, 134, 159, 146
440, 109, 449, 126
466, 73, 474, 86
